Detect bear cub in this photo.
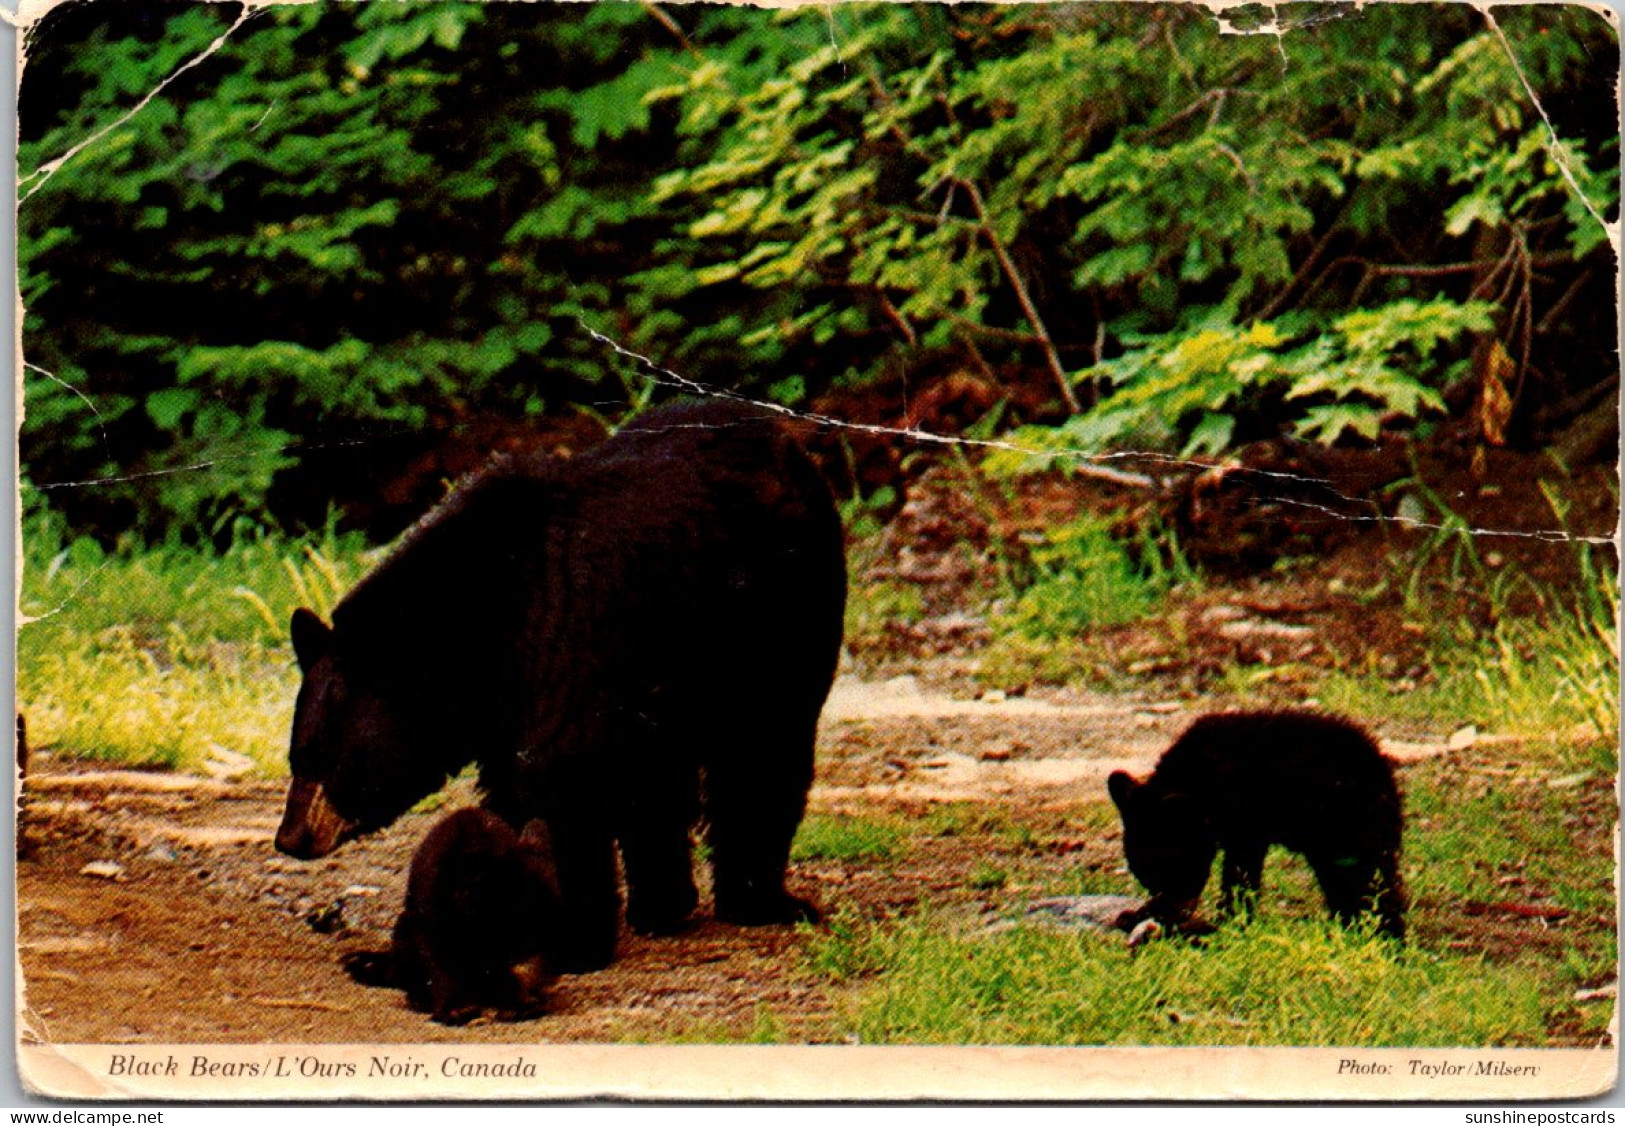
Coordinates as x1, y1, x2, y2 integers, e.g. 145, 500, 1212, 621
344, 808, 565, 1024
1108, 711, 1405, 939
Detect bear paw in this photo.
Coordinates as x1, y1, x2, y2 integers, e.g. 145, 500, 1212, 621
716, 890, 821, 927
341, 950, 396, 988
430, 1003, 484, 1027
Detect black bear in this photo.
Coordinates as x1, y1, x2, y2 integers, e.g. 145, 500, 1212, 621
276, 399, 848, 971
1107, 711, 1406, 939
345, 808, 564, 1024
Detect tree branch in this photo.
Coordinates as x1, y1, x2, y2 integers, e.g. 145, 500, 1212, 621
948, 176, 1082, 414
640, 2, 707, 62
866, 68, 1082, 414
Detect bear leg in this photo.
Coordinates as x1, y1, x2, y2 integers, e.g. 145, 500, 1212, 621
1369, 856, 1408, 941
1219, 839, 1268, 920
424, 964, 481, 1027
702, 689, 822, 926
617, 750, 701, 936
389, 914, 439, 1014
620, 818, 699, 937
545, 815, 623, 972
707, 772, 818, 926
1310, 852, 1406, 940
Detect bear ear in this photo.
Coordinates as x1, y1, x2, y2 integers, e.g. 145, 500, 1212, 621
290, 607, 334, 672
1107, 770, 1139, 812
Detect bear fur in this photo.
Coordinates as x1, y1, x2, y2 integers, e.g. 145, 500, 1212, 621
345, 808, 565, 1024
277, 399, 848, 971
1107, 710, 1406, 939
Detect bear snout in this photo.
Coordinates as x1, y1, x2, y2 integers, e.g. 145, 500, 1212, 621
275, 777, 359, 859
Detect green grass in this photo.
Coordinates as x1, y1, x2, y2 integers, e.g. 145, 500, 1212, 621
17, 519, 372, 773
801, 912, 1552, 1046
1317, 560, 1618, 748
792, 813, 905, 863
975, 632, 1111, 693
782, 722, 1616, 1048
1318, 479, 1619, 741
1003, 517, 1197, 639
844, 580, 925, 653
970, 516, 1199, 690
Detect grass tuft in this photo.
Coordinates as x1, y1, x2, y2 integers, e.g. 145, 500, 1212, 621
805, 913, 1552, 1046
792, 814, 904, 863
17, 518, 372, 773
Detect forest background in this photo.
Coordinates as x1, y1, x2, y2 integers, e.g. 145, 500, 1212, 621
11, 1, 1623, 1050
18, 1, 1618, 540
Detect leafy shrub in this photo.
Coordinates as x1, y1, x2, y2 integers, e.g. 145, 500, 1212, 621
1004, 518, 1196, 639
19, 4, 1617, 539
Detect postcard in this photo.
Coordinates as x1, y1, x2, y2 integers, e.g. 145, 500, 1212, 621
13, 0, 1619, 1101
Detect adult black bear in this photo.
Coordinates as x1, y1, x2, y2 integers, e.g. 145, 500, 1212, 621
344, 808, 564, 1024
276, 399, 848, 971
1107, 711, 1406, 939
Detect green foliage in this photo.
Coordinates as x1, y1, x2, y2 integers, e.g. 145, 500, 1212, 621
654, 5, 1614, 468
985, 300, 1493, 472
1003, 517, 1197, 638
844, 578, 925, 652
19, 4, 1618, 539
19, 2, 738, 535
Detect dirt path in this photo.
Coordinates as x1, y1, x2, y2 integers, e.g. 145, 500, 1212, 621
18, 678, 1466, 1045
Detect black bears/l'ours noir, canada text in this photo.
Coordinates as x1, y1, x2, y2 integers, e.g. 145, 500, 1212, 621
344, 808, 564, 1024
276, 399, 848, 971
1107, 711, 1406, 939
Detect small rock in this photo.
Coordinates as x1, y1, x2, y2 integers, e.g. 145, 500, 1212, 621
978, 747, 1012, 762
144, 844, 177, 863
1127, 918, 1163, 948
1574, 985, 1617, 1004
306, 903, 346, 935
1217, 620, 1314, 641
923, 612, 985, 635
340, 885, 381, 898
1448, 725, 1479, 751
1128, 658, 1178, 674
882, 675, 922, 698
79, 861, 124, 881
